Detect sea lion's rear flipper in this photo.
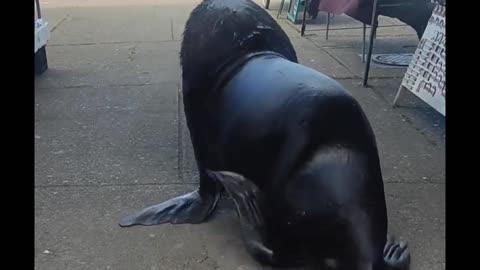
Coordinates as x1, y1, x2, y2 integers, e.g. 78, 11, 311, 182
383, 235, 411, 270
206, 170, 276, 265
119, 186, 222, 227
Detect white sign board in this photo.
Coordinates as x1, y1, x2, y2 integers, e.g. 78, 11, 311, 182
396, 4, 445, 116
35, 19, 49, 53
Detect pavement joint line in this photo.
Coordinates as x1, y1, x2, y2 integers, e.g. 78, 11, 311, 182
334, 76, 403, 81
303, 37, 410, 80
35, 82, 179, 90
176, 84, 184, 182
310, 43, 417, 49
278, 19, 408, 34
331, 77, 358, 80
384, 180, 444, 184
316, 45, 362, 49
36, 84, 98, 90
170, 17, 175, 40
50, 15, 69, 33
361, 76, 404, 79
306, 36, 359, 79
35, 182, 198, 189
305, 31, 417, 36
48, 39, 181, 47
366, 85, 444, 146
304, 24, 408, 32
306, 33, 416, 38
284, 21, 302, 35
33, 180, 443, 189
35, 78, 407, 91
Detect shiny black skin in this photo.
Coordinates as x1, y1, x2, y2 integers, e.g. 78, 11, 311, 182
179, 0, 298, 201
206, 54, 392, 269
120, 1, 410, 269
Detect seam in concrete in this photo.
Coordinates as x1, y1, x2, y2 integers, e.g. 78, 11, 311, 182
359, 81, 444, 147
305, 38, 407, 79
306, 36, 359, 79
36, 84, 95, 90
281, 20, 407, 35
305, 33, 416, 38
333, 77, 359, 80
334, 76, 403, 80
48, 39, 180, 47
317, 45, 362, 49
309, 42, 416, 49
304, 24, 407, 32
33, 181, 443, 189
36, 82, 159, 90
35, 182, 198, 189
384, 180, 444, 185
170, 17, 175, 41
50, 15, 69, 33
363, 76, 404, 80
328, 76, 445, 146
177, 83, 184, 182
283, 21, 302, 34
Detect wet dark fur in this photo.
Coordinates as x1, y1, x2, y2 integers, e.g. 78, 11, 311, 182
180, 0, 297, 100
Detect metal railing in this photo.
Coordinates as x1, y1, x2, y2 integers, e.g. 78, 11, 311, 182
35, 0, 42, 20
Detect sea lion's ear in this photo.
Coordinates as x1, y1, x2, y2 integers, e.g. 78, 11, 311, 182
206, 170, 275, 264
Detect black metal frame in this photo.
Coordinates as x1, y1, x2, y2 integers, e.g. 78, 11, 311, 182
362, 0, 379, 86
277, 0, 368, 63
277, 0, 294, 19
325, 13, 368, 62
35, 0, 42, 19
263, 0, 271, 9
277, 0, 422, 87
363, 0, 421, 86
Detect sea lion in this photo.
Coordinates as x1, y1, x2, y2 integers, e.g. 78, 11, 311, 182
119, 1, 410, 269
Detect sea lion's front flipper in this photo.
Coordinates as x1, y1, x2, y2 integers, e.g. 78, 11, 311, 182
119, 186, 222, 227
207, 170, 275, 265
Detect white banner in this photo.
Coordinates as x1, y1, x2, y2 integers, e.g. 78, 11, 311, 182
399, 4, 445, 115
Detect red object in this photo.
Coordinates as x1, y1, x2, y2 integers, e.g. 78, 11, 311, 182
318, 0, 375, 25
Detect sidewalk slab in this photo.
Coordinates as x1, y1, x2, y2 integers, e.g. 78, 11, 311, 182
366, 78, 446, 141
43, 6, 186, 45
35, 1, 444, 270
386, 183, 445, 270
34, 182, 444, 270
36, 42, 181, 89
290, 37, 355, 79
337, 79, 445, 184
300, 14, 418, 37
35, 83, 184, 187
35, 185, 257, 270
317, 42, 413, 79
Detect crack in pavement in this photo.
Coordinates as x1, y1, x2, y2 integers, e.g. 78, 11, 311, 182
36, 82, 160, 90
35, 182, 198, 189
34, 180, 443, 189
50, 14, 69, 33
48, 39, 181, 47
177, 82, 185, 182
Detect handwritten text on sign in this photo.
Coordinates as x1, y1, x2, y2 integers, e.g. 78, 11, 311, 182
401, 5, 445, 115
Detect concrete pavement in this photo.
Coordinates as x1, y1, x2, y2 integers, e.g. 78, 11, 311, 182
35, 0, 445, 269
